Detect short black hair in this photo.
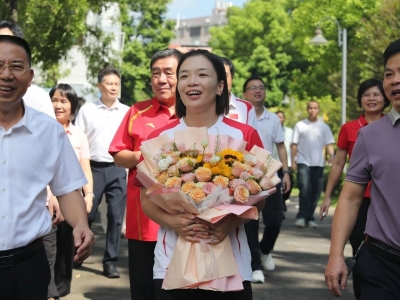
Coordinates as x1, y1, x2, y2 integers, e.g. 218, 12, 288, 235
49, 83, 79, 116
0, 35, 31, 66
383, 39, 400, 67
242, 76, 266, 92
150, 48, 182, 70
357, 78, 390, 109
0, 20, 23, 38
276, 110, 285, 117
175, 49, 229, 118
98, 66, 121, 84
220, 57, 235, 79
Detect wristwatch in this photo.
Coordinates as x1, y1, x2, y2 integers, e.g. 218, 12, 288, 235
86, 192, 95, 198
282, 169, 291, 174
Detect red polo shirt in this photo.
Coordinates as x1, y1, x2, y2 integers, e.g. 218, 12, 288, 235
337, 114, 383, 198
109, 98, 176, 241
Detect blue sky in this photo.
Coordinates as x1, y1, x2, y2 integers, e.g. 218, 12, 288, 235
166, 0, 247, 19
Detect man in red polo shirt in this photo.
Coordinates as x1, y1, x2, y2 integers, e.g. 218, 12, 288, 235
109, 49, 182, 300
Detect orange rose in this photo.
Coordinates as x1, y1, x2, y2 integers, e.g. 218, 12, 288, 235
231, 161, 247, 177
195, 167, 212, 182
156, 172, 169, 184
233, 185, 250, 203
190, 187, 206, 203
165, 177, 182, 188
212, 175, 229, 188
245, 179, 262, 195
181, 181, 196, 194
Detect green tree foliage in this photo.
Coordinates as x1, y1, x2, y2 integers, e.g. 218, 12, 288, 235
119, 0, 175, 105
209, 0, 295, 106
0, 1, 110, 80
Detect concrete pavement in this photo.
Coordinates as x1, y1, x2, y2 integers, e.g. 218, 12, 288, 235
64, 197, 355, 300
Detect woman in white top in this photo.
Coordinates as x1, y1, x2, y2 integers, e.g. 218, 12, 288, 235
45, 84, 94, 300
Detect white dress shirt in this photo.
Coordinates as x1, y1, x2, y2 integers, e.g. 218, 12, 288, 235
227, 93, 258, 130
23, 84, 56, 118
256, 107, 284, 153
0, 104, 87, 250
74, 99, 129, 162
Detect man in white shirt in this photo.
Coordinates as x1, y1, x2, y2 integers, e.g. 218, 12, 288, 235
242, 76, 291, 283
221, 57, 258, 129
291, 100, 335, 228
75, 67, 129, 278
0, 34, 94, 300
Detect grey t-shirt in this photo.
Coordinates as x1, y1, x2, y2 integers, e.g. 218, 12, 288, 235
346, 109, 400, 250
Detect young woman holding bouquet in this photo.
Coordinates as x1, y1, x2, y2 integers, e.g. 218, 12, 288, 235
139, 49, 265, 300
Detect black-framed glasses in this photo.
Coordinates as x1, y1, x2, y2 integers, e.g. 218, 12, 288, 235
245, 85, 265, 92
0, 62, 29, 75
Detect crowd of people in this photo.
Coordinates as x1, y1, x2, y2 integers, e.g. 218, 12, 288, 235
1, 18, 400, 300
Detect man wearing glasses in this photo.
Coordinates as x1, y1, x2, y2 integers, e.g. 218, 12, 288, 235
0, 35, 94, 300
242, 76, 291, 284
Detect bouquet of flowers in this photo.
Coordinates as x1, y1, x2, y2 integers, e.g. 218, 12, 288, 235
136, 127, 282, 291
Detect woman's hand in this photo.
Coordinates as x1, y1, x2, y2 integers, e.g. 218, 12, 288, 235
169, 213, 210, 243
195, 215, 239, 245
83, 194, 93, 214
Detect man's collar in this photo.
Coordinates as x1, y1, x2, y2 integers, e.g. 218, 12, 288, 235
229, 92, 237, 107
96, 98, 121, 109
388, 107, 400, 125
258, 107, 269, 119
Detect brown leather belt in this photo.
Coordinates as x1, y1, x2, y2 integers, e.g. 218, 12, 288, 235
365, 235, 400, 264
0, 238, 43, 268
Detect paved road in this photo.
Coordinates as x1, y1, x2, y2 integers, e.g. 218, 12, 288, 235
64, 197, 355, 300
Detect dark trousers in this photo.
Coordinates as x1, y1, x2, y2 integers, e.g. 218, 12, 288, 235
277, 168, 293, 204
0, 246, 50, 300
245, 186, 285, 271
44, 226, 58, 298
89, 162, 127, 263
154, 279, 252, 300
296, 164, 324, 221
355, 243, 400, 299
128, 239, 156, 300
44, 222, 75, 298
349, 197, 370, 300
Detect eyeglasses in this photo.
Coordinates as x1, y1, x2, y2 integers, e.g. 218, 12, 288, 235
362, 93, 382, 98
245, 85, 265, 92
0, 62, 29, 75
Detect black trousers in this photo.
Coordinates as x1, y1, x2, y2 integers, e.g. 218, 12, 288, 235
0, 246, 50, 300
128, 239, 156, 300
89, 162, 127, 263
245, 185, 285, 271
349, 197, 370, 300
44, 222, 75, 298
154, 279, 252, 300
355, 243, 400, 299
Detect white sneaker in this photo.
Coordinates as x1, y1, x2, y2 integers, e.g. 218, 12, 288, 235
308, 221, 318, 229
295, 218, 306, 228
261, 253, 275, 271
251, 270, 265, 283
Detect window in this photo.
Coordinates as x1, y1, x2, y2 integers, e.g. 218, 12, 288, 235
189, 26, 201, 37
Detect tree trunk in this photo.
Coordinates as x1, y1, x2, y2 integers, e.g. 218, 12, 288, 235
4, 0, 18, 22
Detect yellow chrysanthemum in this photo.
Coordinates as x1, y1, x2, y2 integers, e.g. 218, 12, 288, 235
218, 149, 244, 164
196, 155, 203, 164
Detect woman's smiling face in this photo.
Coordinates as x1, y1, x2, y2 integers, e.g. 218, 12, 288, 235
177, 54, 223, 114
